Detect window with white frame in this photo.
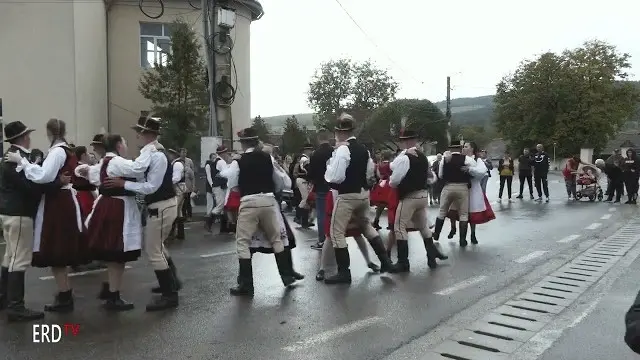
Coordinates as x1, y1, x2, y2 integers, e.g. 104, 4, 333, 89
140, 22, 172, 68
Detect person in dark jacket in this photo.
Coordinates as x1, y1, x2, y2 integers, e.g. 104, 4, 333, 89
516, 148, 534, 199
605, 149, 624, 199
288, 153, 302, 222
533, 144, 551, 202
497, 152, 514, 201
622, 148, 640, 204
307, 128, 333, 249
604, 159, 625, 203
625, 290, 640, 354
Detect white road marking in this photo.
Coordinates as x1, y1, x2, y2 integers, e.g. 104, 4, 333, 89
435, 276, 487, 296
608, 207, 617, 212
39, 266, 132, 280
600, 214, 612, 220
0, 241, 5, 245
200, 250, 236, 258
557, 234, 580, 244
585, 223, 602, 230
514, 251, 548, 264
282, 316, 384, 352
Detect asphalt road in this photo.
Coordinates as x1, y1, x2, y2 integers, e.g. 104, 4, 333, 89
0, 174, 636, 360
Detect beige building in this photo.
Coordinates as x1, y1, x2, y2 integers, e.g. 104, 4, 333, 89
0, 0, 262, 154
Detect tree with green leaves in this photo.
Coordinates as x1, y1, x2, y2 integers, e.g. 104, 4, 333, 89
308, 58, 399, 128
281, 115, 307, 155
139, 19, 208, 157
362, 98, 447, 151
451, 125, 497, 149
494, 40, 640, 155
251, 115, 271, 141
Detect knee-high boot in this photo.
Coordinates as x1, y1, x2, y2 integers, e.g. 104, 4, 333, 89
394, 240, 410, 272
176, 218, 185, 240
0, 267, 8, 310
274, 251, 297, 287
283, 249, 304, 280
146, 269, 179, 311
324, 248, 351, 284
459, 221, 469, 247
423, 236, 448, 269
433, 218, 445, 241
152, 258, 182, 293
367, 236, 397, 273
230, 259, 254, 296
6, 271, 44, 321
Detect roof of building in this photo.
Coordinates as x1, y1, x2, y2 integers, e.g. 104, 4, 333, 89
236, 0, 264, 20
602, 130, 640, 154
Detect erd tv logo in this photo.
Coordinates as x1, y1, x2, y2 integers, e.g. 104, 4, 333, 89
32, 324, 80, 343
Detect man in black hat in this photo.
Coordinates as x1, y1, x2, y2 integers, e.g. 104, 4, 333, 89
295, 143, 315, 228
102, 116, 181, 311
323, 113, 396, 284
226, 127, 297, 296
0, 121, 62, 321
388, 129, 448, 271
433, 143, 474, 246
204, 146, 231, 232
167, 148, 187, 241
90, 134, 106, 160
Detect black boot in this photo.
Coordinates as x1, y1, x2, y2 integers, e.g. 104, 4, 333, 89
219, 215, 230, 233
447, 228, 457, 239
44, 289, 74, 313
98, 281, 110, 300
299, 208, 311, 228
205, 215, 214, 232
393, 240, 410, 272
424, 236, 448, 269
274, 252, 297, 287
0, 266, 8, 310
230, 259, 254, 296
367, 236, 397, 273
283, 249, 304, 280
146, 269, 179, 311
103, 290, 134, 311
459, 221, 469, 247
152, 258, 182, 294
294, 207, 301, 224
433, 218, 445, 241
176, 217, 185, 240
324, 248, 352, 284
6, 271, 44, 322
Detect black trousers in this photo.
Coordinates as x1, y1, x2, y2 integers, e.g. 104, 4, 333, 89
499, 176, 513, 198
624, 174, 639, 199
610, 177, 625, 201
518, 173, 533, 196
182, 192, 192, 218
534, 173, 549, 198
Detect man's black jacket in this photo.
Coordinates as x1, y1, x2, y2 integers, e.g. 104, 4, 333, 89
307, 143, 333, 193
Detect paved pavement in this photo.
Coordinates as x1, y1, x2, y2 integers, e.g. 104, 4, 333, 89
0, 174, 638, 360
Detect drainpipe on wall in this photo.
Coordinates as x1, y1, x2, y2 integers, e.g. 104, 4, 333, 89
104, 0, 114, 132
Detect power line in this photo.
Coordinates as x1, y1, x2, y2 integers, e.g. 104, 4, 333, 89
332, 0, 425, 85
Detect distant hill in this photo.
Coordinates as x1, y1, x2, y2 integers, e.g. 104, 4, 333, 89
261, 113, 316, 134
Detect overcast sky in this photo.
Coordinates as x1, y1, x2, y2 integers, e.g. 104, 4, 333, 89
248, 0, 639, 117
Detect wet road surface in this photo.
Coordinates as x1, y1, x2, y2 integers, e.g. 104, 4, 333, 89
0, 174, 636, 360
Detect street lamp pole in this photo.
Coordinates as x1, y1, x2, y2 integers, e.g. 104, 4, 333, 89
553, 142, 557, 170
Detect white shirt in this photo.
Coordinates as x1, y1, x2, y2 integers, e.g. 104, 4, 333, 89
220, 148, 289, 199
19, 142, 68, 184
437, 152, 478, 179
122, 141, 167, 195
324, 137, 375, 184
205, 157, 228, 188
389, 149, 411, 188
171, 160, 184, 184
75, 152, 149, 186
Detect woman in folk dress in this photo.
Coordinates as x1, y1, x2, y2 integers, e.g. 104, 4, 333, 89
370, 151, 393, 230
75, 134, 149, 311
73, 145, 98, 220
4, 119, 88, 312
446, 141, 495, 246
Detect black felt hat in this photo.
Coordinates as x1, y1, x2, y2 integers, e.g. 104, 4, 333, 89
398, 129, 418, 140
302, 143, 314, 150
236, 127, 259, 141
167, 148, 179, 155
216, 145, 229, 154
334, 113, 355, 131
132, 116, 161, 134
90, 134, 105, 146
4, 121, 35, 142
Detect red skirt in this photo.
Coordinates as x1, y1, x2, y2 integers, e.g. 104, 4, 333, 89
447, 194, 496, 225
325, 192, 362, 238
32, 189, 89, 268
86, 197, 141, 263
386, 188, 418, 231
225, 190, 241, 212
370, 180, 391, 206
76, 190, 95, 220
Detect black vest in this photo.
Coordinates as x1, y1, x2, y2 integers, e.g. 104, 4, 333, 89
173, 159, 185, 182
442, 154, 471, 185
205, 160, 215, 193
298, 155, 310, 180
238, 150, 275, 196
330, 138, 369, 194
397, 150, 429, 199
98, 157, 136, 197
145, 151, 176, 205
0, 146, 43, 217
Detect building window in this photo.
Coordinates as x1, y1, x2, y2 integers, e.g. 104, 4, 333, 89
140, 22, 172, 68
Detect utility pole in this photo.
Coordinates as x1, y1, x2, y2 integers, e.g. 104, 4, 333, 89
446, 76, 452, 146
202, 0, 218, 136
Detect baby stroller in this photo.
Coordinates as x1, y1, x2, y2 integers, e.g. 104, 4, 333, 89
575, 164, 604, 202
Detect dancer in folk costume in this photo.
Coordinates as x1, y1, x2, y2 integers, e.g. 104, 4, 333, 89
204, 146, 231, 233
75, 134, 146, 311
167, 149, 187, 241
307, 128, 334, 250
294, 144, 315, 228
445, 141, 495, 246
387, 129, 448, 271
4, 119, 88, 313
315, 189, 380, 281
323, 113, 397, 284
101, 117, 181, 311
225, 128, 299, 296
73, 146, 98, 220
370, 151, 393, 230
0, 121, 69, 321
90, 134, 106, 160
222, 152, 242, 234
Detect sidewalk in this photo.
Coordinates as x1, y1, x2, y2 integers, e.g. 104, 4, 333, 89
537, 254, 640, 360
